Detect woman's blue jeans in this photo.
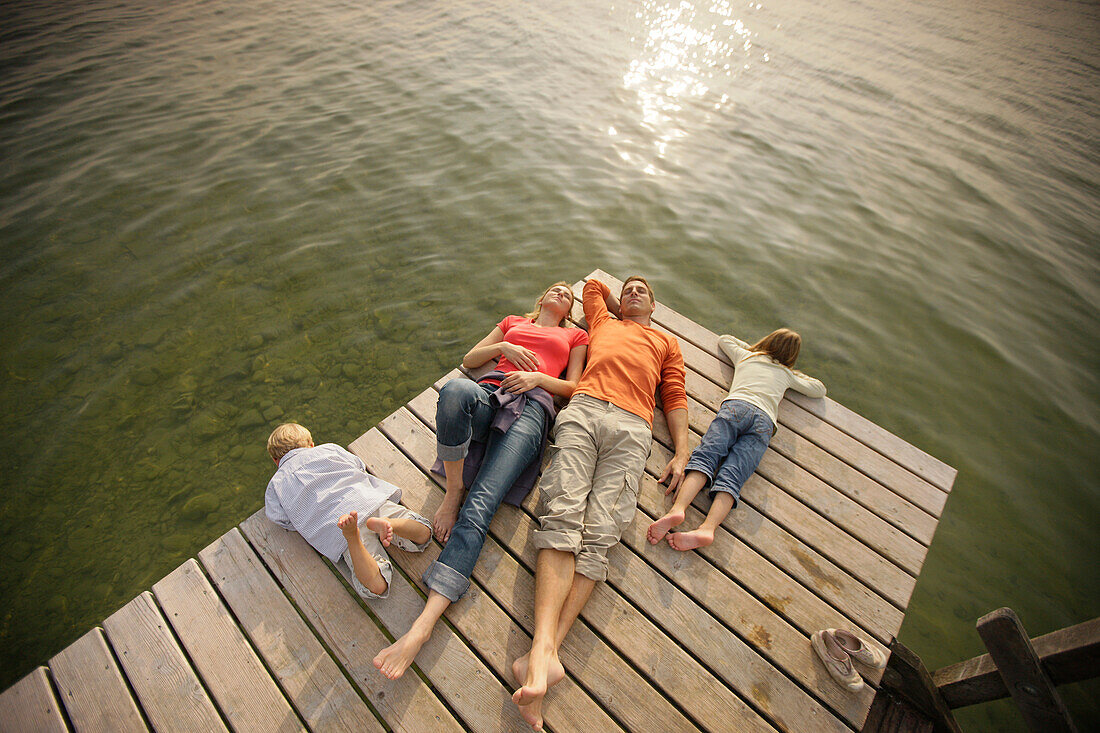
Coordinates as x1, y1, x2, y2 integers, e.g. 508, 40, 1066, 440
424, 379, 545, 601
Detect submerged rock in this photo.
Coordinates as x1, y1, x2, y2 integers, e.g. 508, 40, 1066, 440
181, 493, 220, 521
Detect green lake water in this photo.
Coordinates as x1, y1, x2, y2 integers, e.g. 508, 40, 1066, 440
1, 0, 1097, 728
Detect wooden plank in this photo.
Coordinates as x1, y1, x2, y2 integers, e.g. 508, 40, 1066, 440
570, 279, 937, 578
49, 627, 146, 732
238, 513, 464, 733
102, 592, 227, 733
879, 641, 961, 733
934, 616, 1100, 708
377, 404, 778, 733
976, 608, 1077, 732
645, 437, 905, 640
767, 417, 938, 547
348, 428, 631, 733
369, 411, 705, 732
651, 410, 918, 611
777, 402, 947, 518
197, 530, 382, 733
582, 269, 956, 497
0, 667, 67, 733
152, 560, 304, 733
584, 268, 957, 492
329, 552, 534, 732
420, 374, 892, 692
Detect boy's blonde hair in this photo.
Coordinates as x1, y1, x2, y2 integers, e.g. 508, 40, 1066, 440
267, 423, 313, 462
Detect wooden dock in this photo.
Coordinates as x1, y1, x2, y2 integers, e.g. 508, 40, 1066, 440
0, 270, 957, 732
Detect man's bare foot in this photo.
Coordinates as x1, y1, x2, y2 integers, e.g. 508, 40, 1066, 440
667, 528, 715, 551
511, 652, 565, 689
646, 510, 685, 544
433, 495, 462, 543
365, 516, 394, 547
517, 686, 547, 726
373, 626, 429, 680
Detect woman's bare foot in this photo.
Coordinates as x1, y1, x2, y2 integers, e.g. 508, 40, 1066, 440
511, 652, 565, 690
364, 516, 394, 547
433, 495, 462, 543
646, 510, 685, 544
373, 626, 430, 679
667, 528, 715, 551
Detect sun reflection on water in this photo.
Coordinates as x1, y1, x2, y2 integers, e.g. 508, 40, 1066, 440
615, 0, 766, 175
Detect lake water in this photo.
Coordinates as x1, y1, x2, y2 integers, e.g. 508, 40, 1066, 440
1, 0, 1097, 728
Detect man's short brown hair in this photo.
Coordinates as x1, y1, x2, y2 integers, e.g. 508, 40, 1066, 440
621, 275, 655, 305
267, 423, 313, 462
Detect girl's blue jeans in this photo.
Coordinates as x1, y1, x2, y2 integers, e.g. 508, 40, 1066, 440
425, 378, 545, 601
684, 399, 773, 506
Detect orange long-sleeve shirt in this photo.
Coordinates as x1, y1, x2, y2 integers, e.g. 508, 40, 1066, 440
573, 279, 688, 426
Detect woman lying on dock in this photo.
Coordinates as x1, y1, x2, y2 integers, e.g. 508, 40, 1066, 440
647, 328, 825, 550
373, 281, 589, 679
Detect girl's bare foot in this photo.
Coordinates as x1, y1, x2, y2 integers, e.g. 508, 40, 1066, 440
433, 495, 462, 543
646, 510, 685, 544
668, 528, 715, 551
364, 516, 394, 547
373, 626, 430, 679
337, 511, 360, 540
511, 652, 565, 690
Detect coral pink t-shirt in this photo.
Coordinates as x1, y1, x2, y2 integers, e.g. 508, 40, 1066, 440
486, 315, 589, 382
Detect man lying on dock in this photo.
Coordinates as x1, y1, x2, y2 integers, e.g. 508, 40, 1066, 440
265, 423, 432, 599
512, 277, 691, 730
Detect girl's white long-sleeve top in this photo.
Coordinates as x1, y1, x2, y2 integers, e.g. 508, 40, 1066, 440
717, 335, 826, 424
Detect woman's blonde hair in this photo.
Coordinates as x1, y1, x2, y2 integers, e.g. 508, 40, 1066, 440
267, 423, 313, 462
750, 328, 801, 367
524, 281, 574, 327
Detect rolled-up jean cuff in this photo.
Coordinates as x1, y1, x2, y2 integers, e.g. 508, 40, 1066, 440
684, 459, 716, 490
575, 552, 609, 582
531, 528, 582, 554
436, 438, 471, 463
422, 560, 470, 602
707, 483, 741, 507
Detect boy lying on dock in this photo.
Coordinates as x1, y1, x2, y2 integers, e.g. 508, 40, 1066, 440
265, 423, 432, 599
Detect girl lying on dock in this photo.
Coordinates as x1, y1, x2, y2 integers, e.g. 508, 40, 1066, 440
647, 329, 826, 550
373, 281, 588, 680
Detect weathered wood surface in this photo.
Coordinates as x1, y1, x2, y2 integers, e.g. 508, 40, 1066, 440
974, 608, 1077, 732
102, 592, 227, 733
933, 616, 1100, 708
0, 269, 956, 733
0, 667, 67, 733
153, 559, 304, 733
197, 530, 380, 732
49, 628, 147, 733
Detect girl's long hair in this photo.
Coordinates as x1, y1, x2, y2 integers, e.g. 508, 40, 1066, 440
524, 281, 574, 327
750, 328, 801, 367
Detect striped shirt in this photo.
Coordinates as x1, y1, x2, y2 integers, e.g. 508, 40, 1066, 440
265, 443, 402, 563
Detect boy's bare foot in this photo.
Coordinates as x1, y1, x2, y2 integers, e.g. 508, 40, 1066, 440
373, 626, 430, 679
433, 495, 462, 543
364, 516, 394, 547
646, 510, 685, 544
511, 652, 565, 690
667, 528, 714, 551
337, 511, 360, 540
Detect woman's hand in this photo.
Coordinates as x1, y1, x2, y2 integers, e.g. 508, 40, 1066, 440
499, 343, 540, 371
501, 371, 544, 394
